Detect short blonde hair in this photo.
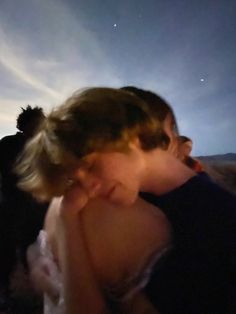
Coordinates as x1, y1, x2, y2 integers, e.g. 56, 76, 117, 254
16, 87, 169, 201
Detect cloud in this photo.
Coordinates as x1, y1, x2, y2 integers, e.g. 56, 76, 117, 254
0, 27, 64, 101
0, 0, 235, 155
0, 107, 18, 139
0, 0, 122, 96
0, 0, 122, 138
0, 111, 15, 123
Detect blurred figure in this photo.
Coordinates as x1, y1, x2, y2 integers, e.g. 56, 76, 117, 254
178, 135, 204, 173
178, 136, 236, 193
0, 105, 48, 310
0, 105, 45, 199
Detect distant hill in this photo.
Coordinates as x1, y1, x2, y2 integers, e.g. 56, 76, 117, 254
197, 153, 236, 163
195, 153, 236, 194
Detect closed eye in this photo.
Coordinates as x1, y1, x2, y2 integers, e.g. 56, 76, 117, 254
82, 160, 97, 173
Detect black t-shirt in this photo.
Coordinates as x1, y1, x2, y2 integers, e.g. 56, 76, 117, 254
141, 176, 236, 314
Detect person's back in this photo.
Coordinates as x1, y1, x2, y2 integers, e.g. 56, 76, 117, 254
0, 106, 47, 237
0, 106, 47, 303
0, 132, 27, 198
0, 105, 45, 199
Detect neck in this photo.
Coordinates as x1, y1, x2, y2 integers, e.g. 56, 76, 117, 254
141, 149, 196, 195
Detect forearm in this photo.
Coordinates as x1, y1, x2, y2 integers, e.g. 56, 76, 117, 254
58, 213, 110, 314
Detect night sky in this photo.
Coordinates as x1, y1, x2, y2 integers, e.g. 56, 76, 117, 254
0, 0, 235, 155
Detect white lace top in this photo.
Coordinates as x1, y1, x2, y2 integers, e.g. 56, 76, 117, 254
36, 230, 169, 313
37, 230, 65, 314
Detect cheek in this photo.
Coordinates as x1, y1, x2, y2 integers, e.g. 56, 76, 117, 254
95, 159, 121, 181
98, 160, 130, 183
95, 151, 143, 185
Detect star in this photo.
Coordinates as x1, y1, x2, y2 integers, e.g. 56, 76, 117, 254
200, 78, 205, 82
113, 23, 117, 28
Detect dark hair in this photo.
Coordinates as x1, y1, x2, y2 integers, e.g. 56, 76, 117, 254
16, 105, 45, 133
120, 86, 178, 133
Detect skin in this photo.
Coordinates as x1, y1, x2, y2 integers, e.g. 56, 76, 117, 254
41, 143, 195, 314
68, 112, 179, 205
72, 141, 195, 203
28, 114, 185, 313
44, 194, 170, 313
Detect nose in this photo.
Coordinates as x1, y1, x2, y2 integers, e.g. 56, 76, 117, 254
74, 168, 101, 198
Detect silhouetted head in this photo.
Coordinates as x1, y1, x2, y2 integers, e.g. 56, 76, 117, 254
16, 105, 45, 137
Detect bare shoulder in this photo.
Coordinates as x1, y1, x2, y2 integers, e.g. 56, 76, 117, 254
81, 197, 171, 287
43, 195, 171, 292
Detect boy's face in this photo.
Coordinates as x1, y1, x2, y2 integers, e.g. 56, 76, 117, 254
71, 142, 146, 206
69, 113, 180, 205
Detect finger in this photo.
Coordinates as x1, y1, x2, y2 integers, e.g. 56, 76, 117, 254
61, 184, 89, 216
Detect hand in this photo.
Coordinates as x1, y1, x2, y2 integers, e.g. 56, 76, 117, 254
59, 183, 89, 222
